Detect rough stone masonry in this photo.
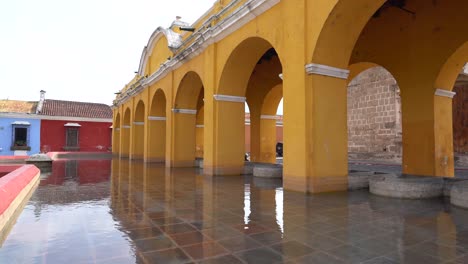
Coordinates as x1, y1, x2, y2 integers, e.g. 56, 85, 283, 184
347, 66, 468, 163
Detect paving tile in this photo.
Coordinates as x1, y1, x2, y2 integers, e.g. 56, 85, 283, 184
234, 247, 286, 264
182, 241, 228, 260
140, 248, 192, 264
201, 226, 243, 240
361, 256, 399, 264
232, 223, 270, 235
152, 217, 185, 226
384, 249, 443, 264
133, 235, 175, 252
124, 226, 163, 240
170, 231, 212, 246
325, 244, 379, 264
197, 254, 244, 264
160, 223, 197, 235
270, 240, 314, 259
250, 231, 288, 245
217, 235, 263, 252
408, 240, 468, 260
295, 251, 345, 264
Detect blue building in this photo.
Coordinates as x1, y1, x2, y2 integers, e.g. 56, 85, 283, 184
0, 100, 41, 156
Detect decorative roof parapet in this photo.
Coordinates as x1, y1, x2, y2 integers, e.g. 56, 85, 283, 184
114, 0, 280, 107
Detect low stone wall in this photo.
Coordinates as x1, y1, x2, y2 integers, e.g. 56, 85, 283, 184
0, 156, 28, 164
47, 152, 113, 160
0, 165, 40, 232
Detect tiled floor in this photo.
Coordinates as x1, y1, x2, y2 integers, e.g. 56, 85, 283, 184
1, 159, 468, 263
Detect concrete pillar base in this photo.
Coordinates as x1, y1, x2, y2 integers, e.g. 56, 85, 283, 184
450, 180, 468, 209
195, 158, 204, 168
253, 163, 283, 178
369, 174, 444, 199
348, 170, 375, 190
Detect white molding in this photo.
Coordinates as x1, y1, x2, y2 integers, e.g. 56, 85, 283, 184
261, 115, 280, 120
133, 121, 145, 126
305, 63, 350, 80
11, 121, 31, 125
435, 89, 456, 99
115, 128, 120, 131
119, 0, 280, 105
0, 112, 112, 123
172, 108, 197, 114
213, 94, 246, 103
196, 124, 204, 128
64, 122, 81, 127
122, 125, 131, 129
148, 116, 166, 121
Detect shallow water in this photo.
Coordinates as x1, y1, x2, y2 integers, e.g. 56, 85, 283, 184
1, 158, 468, 264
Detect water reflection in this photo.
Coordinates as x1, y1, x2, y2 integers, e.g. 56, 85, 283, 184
1, 158, 468, 263
244, 184, 251, 225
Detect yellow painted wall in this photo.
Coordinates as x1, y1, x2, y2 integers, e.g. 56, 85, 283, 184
113, 0, 468, 193
148, 35, 172, 76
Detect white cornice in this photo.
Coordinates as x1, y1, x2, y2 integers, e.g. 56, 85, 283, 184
261, 115, 280, 120
172, 108, 197, 115
148, 116, 166, 121
133, 121, 145, 126
119, 0, 279, 103
213, 94, 246, 103
0, 112, 112, 123
305, 63, 350, 80
435, 89, 456, 99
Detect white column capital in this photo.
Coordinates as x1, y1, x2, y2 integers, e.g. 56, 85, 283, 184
261, 115, 280, 120
196, 124, 204, 128
305, 63, 350, 80
435, 89, 456, 99
122, 125, 131, 129
172, 108, 197, 114
133, 122, 144, 126
213, 94, 246, 103
148, 116, 166, 121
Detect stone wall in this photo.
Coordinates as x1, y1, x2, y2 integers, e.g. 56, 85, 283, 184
347, 67, 402, 161
453, 84, 468, 154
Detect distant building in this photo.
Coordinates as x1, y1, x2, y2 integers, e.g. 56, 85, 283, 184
0, 91, 113, 155
37, 91, 113, 152
0, 100, 41, 156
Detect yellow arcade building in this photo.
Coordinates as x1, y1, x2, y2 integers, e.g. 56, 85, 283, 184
112, 0, 468, 194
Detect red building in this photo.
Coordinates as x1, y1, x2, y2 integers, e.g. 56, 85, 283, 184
38, 96, 112, 152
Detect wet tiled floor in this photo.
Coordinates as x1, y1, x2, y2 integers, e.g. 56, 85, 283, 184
1, 159, 468, 263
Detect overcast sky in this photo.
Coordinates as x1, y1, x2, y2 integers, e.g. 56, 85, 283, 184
0, 0, 283, 114
0, 0, 215, 104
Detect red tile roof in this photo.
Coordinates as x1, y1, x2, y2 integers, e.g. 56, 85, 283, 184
40, 99, 112, 119
0, 100, 37, 114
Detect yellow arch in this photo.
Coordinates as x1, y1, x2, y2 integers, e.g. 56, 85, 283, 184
138, 28, 174, 76
311, 0, 386, 67
217, 37, 283, 96
150, 89, 167, 116
347, 62, 379, 85
435, 41, 468, 91
174, 71, 204, 109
